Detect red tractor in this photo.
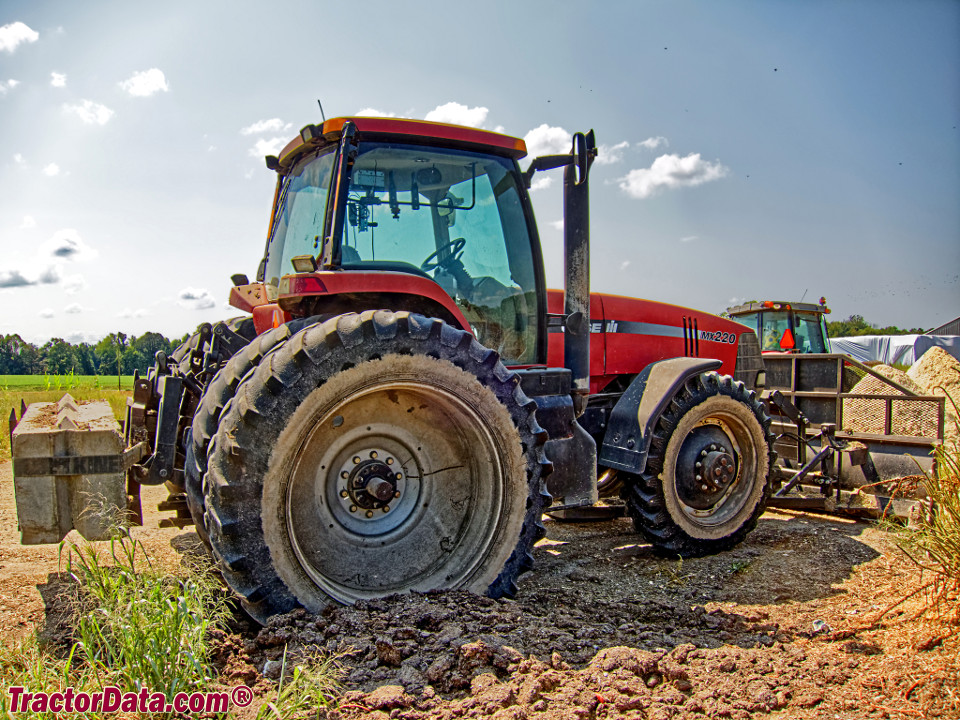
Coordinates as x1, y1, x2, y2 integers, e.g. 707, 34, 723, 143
119, 117, 773, 621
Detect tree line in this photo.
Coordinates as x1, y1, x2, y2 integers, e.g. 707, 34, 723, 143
825, 315, 926, 338
0, 332, 192, 376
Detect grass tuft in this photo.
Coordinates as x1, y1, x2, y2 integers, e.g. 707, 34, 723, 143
896, 398, 960, 628
256, 646, 344, 720
0, 527, 231, 718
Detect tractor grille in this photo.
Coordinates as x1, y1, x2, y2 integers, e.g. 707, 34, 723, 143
734, 331, 765, 391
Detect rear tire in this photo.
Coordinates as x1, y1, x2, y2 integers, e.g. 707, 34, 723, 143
205, 311, 550, 622
621, 373, 774, 557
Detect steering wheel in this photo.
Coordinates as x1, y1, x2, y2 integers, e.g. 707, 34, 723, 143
420, 237, 467, 272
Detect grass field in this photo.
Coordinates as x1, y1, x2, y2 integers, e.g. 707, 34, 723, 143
0, 374, 135, 391
1, 376, 133, 461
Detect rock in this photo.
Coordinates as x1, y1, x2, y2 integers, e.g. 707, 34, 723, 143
376, 638, 405, 667
365, 685, 412, 710
263, 659, 282, 679
397, 663, 426, 690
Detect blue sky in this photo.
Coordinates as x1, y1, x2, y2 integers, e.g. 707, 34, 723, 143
1, 0, 958, 346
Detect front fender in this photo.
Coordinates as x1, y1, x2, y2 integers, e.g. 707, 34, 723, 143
598, 357, 722, 474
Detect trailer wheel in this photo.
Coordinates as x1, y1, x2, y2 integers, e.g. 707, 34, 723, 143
622, 373, 774, 557
205, 311, 549, 622
185, 317, 321, 548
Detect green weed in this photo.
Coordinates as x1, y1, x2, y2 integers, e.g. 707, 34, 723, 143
256, 646, 344, 720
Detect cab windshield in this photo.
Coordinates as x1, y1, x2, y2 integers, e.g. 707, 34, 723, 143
793, 311, 829, 353
731, 310, 829, 353
263, 141, 540, 365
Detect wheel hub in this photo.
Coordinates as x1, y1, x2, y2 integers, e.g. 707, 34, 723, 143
676, 426, 740, 510
337, 450, 404, 519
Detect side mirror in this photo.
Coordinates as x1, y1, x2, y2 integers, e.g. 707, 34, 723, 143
572, 130, 596, 186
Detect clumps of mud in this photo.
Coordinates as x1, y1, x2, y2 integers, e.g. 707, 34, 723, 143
222, 590, 790, 695
208, 587, 861, 719
331, 641, 855, 720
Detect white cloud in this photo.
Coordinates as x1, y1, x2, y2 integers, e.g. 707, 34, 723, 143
530, 176, 553, 192
0, 264, 59, 288
0, 269, 33, 288
43, 229, 98, 262
178, 287, 216, 310
0, 79, 20, 96
424, 102, 489, 128
618, 153, 729, 199
0, 22, 39, 54
639, 136, 669, 151
524, 124, 572, 159
680, 235, 698, 243
50, 72, 66, 88
240, 118, 291, 135
63, 100, 114, 125
355, 108, 396, 117
13, 153, 25, 165
119, 68, 169, 97
19, 215, 36, 229
595, 141, 630, 166
39, 309, 54, 319
249, 137, 286, 158
62, 274, 87, 294
42, 163, 60, 177
64, 303, 82, 314
117, 307, 149, 319
620, 260, 631, 270
549, 219, 564, 231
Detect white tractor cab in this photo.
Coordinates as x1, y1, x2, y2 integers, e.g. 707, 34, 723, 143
727, 299, 831, 354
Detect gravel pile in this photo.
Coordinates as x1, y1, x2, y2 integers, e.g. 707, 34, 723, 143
843, 364, 939, 437
907, 346, 960, 448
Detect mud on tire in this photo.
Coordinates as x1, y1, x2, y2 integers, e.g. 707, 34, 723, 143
621, 372, 775, 557
205, 310, 550, 622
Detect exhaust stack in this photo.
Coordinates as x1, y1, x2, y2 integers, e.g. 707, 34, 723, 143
563, 131, 596, 416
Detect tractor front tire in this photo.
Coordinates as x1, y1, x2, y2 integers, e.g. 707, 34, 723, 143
622, 373, 774, 557
205, 311, 550, 622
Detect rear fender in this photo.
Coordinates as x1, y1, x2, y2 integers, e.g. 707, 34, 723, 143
599, 357, 722, 474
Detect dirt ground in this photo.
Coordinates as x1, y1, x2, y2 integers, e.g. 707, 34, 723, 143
1, 461, 957, 719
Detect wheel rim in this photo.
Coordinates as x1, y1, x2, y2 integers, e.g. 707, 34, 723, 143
671, 411, 758, 529
283, 380, 509, 603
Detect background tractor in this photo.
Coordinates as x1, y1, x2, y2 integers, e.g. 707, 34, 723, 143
12, 117, 774, 622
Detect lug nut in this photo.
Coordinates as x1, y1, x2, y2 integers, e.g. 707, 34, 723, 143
353, 456, 361, 464
340, 490, 348, 498
370, 451, 378, 459
386, 457, 394, 465
382, 506, 390, 513
349, 505, 357, 513
394, 491, 401, 498
715, 468, 723, 476
365, 511, 374, 518
341, 471, 349, 479
696, 462, 702, 469
701, 484, 709, 491
696, 474, 702, 481
396, 472, 403, 480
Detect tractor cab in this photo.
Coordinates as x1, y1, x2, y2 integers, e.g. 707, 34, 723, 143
255, 117, 545, 365
727, 299, 831, 354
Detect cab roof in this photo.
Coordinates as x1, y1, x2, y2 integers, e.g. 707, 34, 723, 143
727, 300, 830, 315
273, 116, 528, 172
